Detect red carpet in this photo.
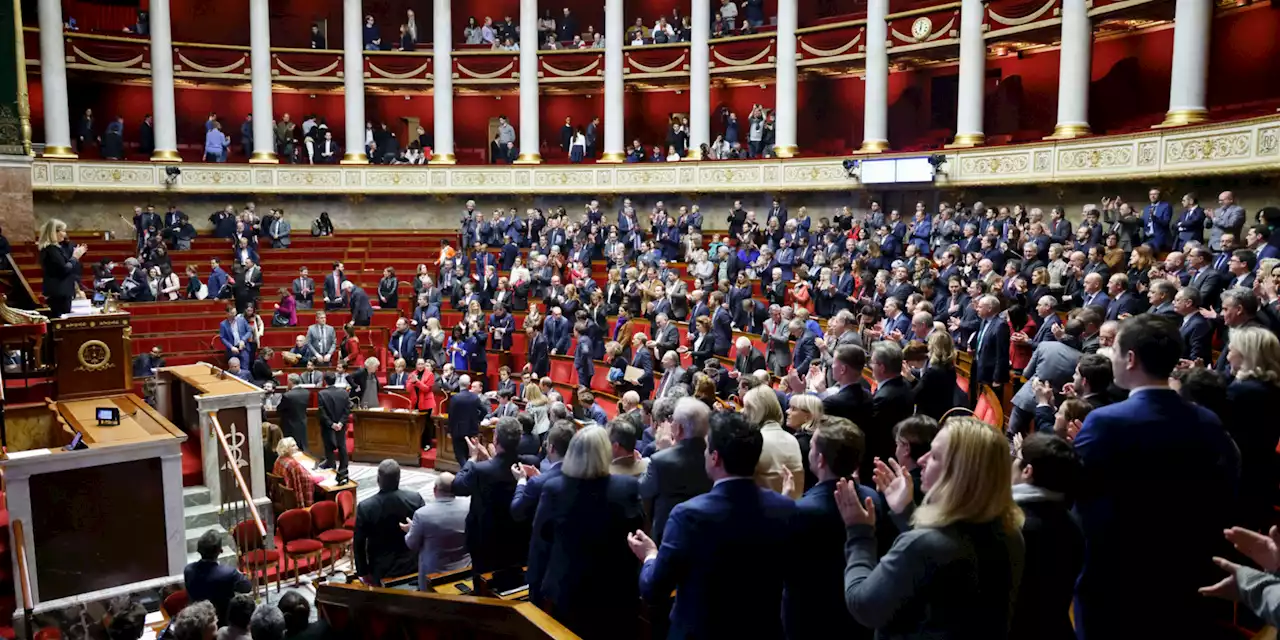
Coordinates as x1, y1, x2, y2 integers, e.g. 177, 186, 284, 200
181, 436, 203, 487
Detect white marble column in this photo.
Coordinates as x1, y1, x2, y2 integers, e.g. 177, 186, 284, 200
341, 0, 368, 163
687, 0, 711, 159
860, 0, 889, 152
952, 0, 986, 147
1161, 0, 1211, 126
36, 0, 74, 157
600, 0, 625, 162
515, 0, 541, 163
249, 0, 277, 162
773, 0, 798, 158
148, 0, 179, 161
431, 0, 456, 163
1050, 0, 1092, 138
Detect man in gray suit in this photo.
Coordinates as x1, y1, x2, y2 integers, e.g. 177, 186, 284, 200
401, 471, 470, 592
305, 310, 337, 364
1008, 319, 1085, 436
268, 211, 292, 249
639, 397, 712, 545
821, 310, 863, 386
1207, 191, 1246, 251
651, 313, 681, 366
654, 351, 687, 399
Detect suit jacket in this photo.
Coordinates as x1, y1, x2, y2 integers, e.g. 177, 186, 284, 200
638, 439, 713, 545
1031, 313, 1060, 347
354, 488, 426, 583
972, 317, 1011, 384
734, 347, 766, 377
574, 337, 595, 387
639, 478, 795, 640
1175, 206, 1206, 246
1073, 389, 1239, 638
792, 331, 819, 372
868, 377, 914, 469
512, 462, 563, 603
1180, 313, 1213, 362
348, 286, 374, 324
1190, 268, 1227, 309
785, 480, 880, 640
822, 381, 871, 429
452, 452, 531, 573
316, 386, 350, 434
527, 334, 550, 378
306, 324, 337, 361
183, 560, 250, 625
277, 387, 311, 446
711, 308, 733, 354
655, 366, 686, 398
447, 390, 483, 438
1105, 291, 1141, 321
1013, 341, 1082, 412
39, 243, 82, 299
529, 475, 644, 633
631, 347, 655, 398
911, 364, 961, 420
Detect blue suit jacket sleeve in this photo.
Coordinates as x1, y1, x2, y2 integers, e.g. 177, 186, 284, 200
220, 323, 237, 351
510, 475, 542, 522
451, 460, 479, 496
639, 502, 692, 601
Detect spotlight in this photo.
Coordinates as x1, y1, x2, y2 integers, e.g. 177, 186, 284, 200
163, 165, 181, 185
842, 158, 860, 179
927, 153, 947, 174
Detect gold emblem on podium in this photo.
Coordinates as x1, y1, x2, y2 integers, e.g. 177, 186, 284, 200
76, 340, 115, 372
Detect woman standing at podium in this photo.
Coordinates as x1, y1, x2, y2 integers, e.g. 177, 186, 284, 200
37, 219, 86, 318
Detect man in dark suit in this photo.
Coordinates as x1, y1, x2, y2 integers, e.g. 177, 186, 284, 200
354, 460, 426, 586
651, 314, 681, 365
184, 530, 251, 626
789, 319, 819, 373
1009, 324, 1083, 436
823, 344, 871, 427
639, 398, 713, 545
524, 324, 550, 378
970, 294, 1011, 408
710, 293, 734, 356
323, 261, 346, 310
316, 372, 350, 472
1188, 247, 1227, 310
573, 322, 594, 389
1029, 295, 1061, 347
343, 281, 374, 326
629, 411, 796, 639
511, 422, 573, 603
1145, 279, 1180, 319
733, 337, 766, 376
1175, 192, 1206, 247
866, 342, 915, 476
1175, 287, 1213, 363
785, 418, 881, 640
1104, 274, 1142, 321
447, 378, 485, 464
277, 374, 311, 451
452, 418, 531, 575
544, 307, 571, 355
1073, 314, 1239, 640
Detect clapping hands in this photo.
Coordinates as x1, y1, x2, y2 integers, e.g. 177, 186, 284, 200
872, 457, 914, 514
834, 478, 877, 528
465, 435, 496, 461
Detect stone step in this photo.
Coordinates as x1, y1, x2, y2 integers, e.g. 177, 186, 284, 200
184, 548, 238, 567
183, 485, 211, 508
183, 502, 222, 531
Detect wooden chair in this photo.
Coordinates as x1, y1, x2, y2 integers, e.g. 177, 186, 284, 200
311, 500, 354, 578
233, 519, 281, 597
337, 490, 356, 530
161, 589, 189, 617
277, 508, 323, 586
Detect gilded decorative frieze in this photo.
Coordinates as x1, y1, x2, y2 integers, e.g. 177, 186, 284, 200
274, 170, 339, 187
177, 168, 253, 187
1164, 133, 1251, 164
78, 166, 153, 185
365, 171, 430, 188
532, 171, 593, 188
452, 171, 514, 188
1034, 151, 1052, 173
614, 169, 678, 186
1255, 127, 1279, 157
254, 170, 274, 186
782, 165, 847, 183
960, 154, 1031, 175
1137, 142, 1158, 166
701, 167, 765, 185
1057, 146, 1133, 171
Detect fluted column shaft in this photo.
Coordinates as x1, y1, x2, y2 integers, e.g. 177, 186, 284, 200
431, 0, 456, 163
149, 0, 179, 160
1161, 0, 1211, 126
600, 0, 625, 162
249, 0, 277, 162
37, 0, 73, 157
860, 0, 889, 152
773, 0, 798, 157
952, 0, 986, 146
341, 0, 368, 163
516, 0, 541, 163
687, 0, 711, 159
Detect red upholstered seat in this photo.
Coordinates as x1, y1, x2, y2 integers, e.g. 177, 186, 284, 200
240, 549, 280, 566
311, 500, 354, 577
161, 590, 189, 617
337, 491, 356, 530
317, 529, 354, 544
284, 539, 323, 554
233, 520, 277, 596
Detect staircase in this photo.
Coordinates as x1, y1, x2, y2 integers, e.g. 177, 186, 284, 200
182, 486, 236, 566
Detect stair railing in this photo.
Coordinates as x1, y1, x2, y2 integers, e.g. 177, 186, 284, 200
208, 412, 267, 558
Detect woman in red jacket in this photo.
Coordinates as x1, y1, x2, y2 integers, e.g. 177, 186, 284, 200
408, 358, 438, 450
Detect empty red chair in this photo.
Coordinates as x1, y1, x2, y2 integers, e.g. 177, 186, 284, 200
233, 519, 280, 597
337, 490, 356, 530
161, 589, 189, 618
311, 500, 354, 578
277, 508, 323, 586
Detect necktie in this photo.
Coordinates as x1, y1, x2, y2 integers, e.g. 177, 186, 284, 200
977, 320, 989, 350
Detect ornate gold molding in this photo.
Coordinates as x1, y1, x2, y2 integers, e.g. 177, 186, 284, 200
29, 115, 1280, 195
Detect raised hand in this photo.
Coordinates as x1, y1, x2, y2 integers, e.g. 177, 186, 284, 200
655, 424, 674, 451
520, 463, 540, 479
1224, 525, 1280, 572
398, 517, 412, 533
1032, 379, 1055, 405
872, 457, 914, 514
834, 478, 877, 528
627, 529, 658, 562
510, 463, 526, 482
780, 466, 795, 498
1197, 557, 1241, 601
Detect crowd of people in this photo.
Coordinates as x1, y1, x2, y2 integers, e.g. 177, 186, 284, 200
44, 184, 1280, 638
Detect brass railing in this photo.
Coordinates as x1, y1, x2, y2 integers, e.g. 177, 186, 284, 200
208, 412, 267, 545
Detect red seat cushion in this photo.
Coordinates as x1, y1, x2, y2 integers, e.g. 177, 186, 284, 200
240, 549, 280, 566
317, 529, 354, 544
284, 539, 323, 554
343, 517, 355, 530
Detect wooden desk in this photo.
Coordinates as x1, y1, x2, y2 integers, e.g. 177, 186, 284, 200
294, 451, 358, 497
269, 406, 426, 468
3, 394, 187, 607
475, 568, 530, 601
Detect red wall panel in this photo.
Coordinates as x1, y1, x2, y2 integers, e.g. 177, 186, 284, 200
540, 93, 603, 158
986, 48, 1060, 139
1089, 26, 1173, 132
1206, 6, 1280, 110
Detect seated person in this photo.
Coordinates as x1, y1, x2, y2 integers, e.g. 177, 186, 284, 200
132, 346, 166, 378
272, 437, 319, 507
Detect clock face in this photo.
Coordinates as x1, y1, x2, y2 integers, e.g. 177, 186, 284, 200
911, 17, 932, 41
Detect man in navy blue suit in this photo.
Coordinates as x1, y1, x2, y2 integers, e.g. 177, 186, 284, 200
628, 411, 796, 640
452, 418, 531, 576
544, 307, 571, 355
184, 530, 251, 626
573, 322, 594, 389
969, 294, 1010, 408
1142, 187, 1174, 251
710, 292, 734, 356
511, 422, 574, 604
784, 417, 881, 640
790, 319, 820, 373
1175, 287, 1214, 363
1175, 192, 1206, 248
1073, 314, 1239, 640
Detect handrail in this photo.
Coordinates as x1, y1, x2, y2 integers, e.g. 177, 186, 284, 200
1, 254, 39, 311
208, 412, 267, 539
13, 518, 34, 634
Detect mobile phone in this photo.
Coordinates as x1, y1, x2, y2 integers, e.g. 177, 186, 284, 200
455, 583, 473, 595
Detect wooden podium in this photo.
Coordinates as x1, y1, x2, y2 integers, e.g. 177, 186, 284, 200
51, 313, 132, 400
